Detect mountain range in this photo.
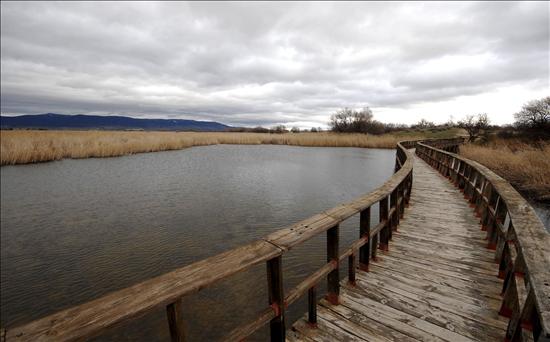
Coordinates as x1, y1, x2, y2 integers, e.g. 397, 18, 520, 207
0, 113, 232, 131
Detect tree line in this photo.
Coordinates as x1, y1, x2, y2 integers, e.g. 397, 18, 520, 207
328, 96, 549, 141
229, 96, 548, 140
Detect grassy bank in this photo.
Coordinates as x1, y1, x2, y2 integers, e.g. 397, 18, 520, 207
460, 139, 550, 202
1, 130, 427, 165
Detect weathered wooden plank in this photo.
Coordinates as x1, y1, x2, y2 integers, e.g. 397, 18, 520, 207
387, 237, 496, 262
285, 329, 314, 342
337, 290, 467, 341
388, 244, 495, 267
377, 254, 503, 287
318, 299, 416, 341
292, 316, 363, 342
369, 263, 502, 301
385, 244, 499, 273
342, 282, 504, 341
363, 265, 502, 311
316, 305, 394, 342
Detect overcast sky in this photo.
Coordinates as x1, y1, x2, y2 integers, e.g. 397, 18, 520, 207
1, 2, 548, 128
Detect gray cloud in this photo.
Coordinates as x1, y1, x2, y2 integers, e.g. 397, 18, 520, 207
1, 1, 548, 127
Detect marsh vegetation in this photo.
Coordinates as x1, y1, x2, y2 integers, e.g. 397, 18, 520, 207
0, 130, 424, 165
461, 138, 550, 202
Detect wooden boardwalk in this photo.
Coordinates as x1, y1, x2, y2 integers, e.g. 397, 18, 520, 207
288, 153, 507, 341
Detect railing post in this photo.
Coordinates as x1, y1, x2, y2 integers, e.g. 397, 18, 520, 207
407, 172, 413, 205
326, 225, 340, 305
307, 286, 317, 327
166, 298, 186, 342
267, 256, 285, 341
390, 189, 398, 232
372, 232, 379, 261
348, 253, 356, 286
489, 202, 507, 251
398, 182, 405, 219
379, 197, 389, 251
359, 207, 371, 271
480, 182, 493, 230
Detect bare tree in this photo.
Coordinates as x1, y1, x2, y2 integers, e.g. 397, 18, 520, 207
458, 113, 489, 142
291, 126, 300, 133
271, 125, 288, 134
330, 107, 374, 133
413, 118, 436, 129
514, 97, 550, 130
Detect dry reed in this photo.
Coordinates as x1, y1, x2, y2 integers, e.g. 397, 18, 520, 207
0, 130, 420, 166
461, 139, 550, 201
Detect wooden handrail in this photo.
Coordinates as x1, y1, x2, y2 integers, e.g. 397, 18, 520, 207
416, 142, 550, 342
3, 139, 462, 342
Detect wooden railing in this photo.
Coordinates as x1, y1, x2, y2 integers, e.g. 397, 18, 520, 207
2, 139, 440, 342
416, 142, 550, 342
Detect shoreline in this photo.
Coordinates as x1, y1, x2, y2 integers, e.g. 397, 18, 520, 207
0, 130, 423, 166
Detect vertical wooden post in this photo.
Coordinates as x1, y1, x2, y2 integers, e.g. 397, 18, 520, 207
326, 225, 339, 305
267, 256, 285, 342
348, 253, 356, 286
379, 197, 389, 251
398, 182, 405, 219
457, 161, 465, 188
166, 298, 186, 342
480, 183, 493, 230
308, 286, 317, 327
390, 189, 398, 233
489, 203, 507, 250
372, 233, 379, 261
407, 173, 413, 204
359, 207, 371, 271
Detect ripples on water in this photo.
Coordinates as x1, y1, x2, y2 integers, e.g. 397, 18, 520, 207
1, 145, 395, 341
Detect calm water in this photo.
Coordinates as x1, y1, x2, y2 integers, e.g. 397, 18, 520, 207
1, 145, 395, 341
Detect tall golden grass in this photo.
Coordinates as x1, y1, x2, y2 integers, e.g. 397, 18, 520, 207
0, 130, 420, 166
461, 139, 550, 201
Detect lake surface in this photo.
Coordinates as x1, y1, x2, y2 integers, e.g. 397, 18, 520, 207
1, 145, 395, 341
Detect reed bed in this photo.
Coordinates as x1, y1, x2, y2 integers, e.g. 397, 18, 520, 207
0, 130, 418, 166
461, 139, 550, 201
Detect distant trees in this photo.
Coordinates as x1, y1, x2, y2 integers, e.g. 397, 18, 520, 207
329, 107, 413, 134
458, 113, 489, 142
272, 125, 288, 134
514, 96, 549, 130
329, 107, 386, 134
411, 118, 435, 129
229, 125, 325, 134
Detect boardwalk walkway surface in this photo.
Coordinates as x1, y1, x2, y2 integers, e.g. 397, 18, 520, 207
288, 153, 507, 341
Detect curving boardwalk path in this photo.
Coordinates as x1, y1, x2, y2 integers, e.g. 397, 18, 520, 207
288, 153, 507, 341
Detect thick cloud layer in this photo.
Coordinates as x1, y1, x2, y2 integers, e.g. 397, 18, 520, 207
1, 2, 548, 127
